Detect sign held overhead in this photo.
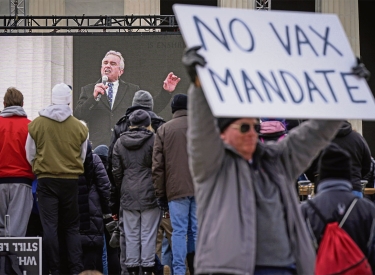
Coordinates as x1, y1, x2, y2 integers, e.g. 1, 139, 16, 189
173, 4, 375, 120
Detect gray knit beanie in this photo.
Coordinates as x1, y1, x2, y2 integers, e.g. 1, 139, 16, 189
132, 90, 154, 110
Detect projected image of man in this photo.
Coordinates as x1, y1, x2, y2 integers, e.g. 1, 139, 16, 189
74, 50, 180, 148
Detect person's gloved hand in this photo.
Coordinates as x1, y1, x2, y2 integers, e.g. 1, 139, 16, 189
157, 197, 169, 211
103, 216, 114, 226
182, 45, 207, 83
352, 57, 371, 81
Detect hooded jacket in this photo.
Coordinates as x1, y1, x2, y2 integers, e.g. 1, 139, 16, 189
305, 121, 371, 191
300, 179, 375, 272
0, 106, 34, 184
112, 128, 157, 211
26, 104, 88, 179
108, 106, 165, 214
333, 121, 371, 191
187, 84, 342, 275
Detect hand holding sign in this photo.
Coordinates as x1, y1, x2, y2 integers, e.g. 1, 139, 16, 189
352, 57, 371, 81
182, 45, 207, 83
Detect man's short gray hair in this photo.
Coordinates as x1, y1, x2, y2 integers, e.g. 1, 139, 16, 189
104, 50, 125, 70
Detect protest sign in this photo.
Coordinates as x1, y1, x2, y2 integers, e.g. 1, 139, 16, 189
0, 237, 42, 274
173, 4, 375, 119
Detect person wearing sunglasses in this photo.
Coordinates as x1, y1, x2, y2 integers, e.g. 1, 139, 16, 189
181, 46, 371, 275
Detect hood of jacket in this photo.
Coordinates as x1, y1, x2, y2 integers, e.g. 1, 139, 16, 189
120, 128, 154, 150
335, 121, 352, 137
0, 106, 27, 117
116, 106, 164, 125
38, 104, 72, 122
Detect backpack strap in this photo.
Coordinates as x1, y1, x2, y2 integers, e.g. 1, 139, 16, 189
339, 198, 358, 228
307, 198, 358, 227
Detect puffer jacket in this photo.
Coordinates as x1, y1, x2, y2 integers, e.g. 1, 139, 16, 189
300, 180, 375, 272
112, 128, 157, 211
78, 147, 111, 247
187, 84, 343, 275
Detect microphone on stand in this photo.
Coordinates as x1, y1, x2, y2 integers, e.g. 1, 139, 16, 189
95, 75, 108, 101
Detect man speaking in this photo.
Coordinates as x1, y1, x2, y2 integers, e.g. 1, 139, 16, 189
74, 50, 180, 147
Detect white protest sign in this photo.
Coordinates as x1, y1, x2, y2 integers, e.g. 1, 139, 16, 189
0, 237, 42, 274
173, 4, 375, 119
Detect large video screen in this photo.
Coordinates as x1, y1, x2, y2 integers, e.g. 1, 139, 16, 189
73, 33, 188, 121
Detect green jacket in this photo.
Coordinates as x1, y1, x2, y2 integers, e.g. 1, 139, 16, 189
28, 113, 88, 179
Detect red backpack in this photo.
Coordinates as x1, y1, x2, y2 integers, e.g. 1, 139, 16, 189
307, 198, 372, 275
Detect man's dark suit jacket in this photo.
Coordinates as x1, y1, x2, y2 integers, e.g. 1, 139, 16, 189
74, 79, 172, 148
74, 79, 140, 148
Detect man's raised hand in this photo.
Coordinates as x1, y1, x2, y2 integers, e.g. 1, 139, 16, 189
163, 72, 181, 93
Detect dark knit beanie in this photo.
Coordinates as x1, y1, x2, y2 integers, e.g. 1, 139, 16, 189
132, 90, 154, 110
217, 117, 240, 133
129, 109, 151, 127
93, 145, 109, 157
171, 94, 187, 113
318, 143, 352, 183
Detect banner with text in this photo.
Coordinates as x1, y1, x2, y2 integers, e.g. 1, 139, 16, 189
0, 237, 42, 274
173, 4, 375, 119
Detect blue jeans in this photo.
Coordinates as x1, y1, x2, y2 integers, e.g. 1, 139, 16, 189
102, 233, 108, 275
169, 196, 197, 275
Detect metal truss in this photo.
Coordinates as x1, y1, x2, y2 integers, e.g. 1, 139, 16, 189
255, 0, 271, 10
9, 0, 26, 32
0, 15, 179, 34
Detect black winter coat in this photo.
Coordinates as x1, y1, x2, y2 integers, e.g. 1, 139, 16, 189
333, 121, 371, 190
112, 128, 157, 211
300, 180, 375, 272
78, 149, 111, 247
305, 121, 371, 191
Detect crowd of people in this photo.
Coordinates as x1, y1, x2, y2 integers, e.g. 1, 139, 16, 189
0, 47, 374, 275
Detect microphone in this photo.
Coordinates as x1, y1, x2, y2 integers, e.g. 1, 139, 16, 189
95, 75, 109, 101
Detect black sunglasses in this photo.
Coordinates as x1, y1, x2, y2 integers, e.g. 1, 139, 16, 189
231, 123, 261, 134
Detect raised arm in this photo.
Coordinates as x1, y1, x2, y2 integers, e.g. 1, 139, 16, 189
153, 72, 181, 114
183, 46, 225, 184
275, 119, 343, 183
